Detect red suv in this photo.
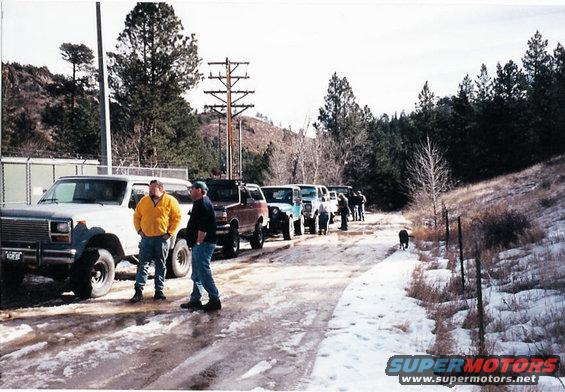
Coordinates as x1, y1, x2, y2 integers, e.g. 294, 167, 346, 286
206, 180, 269, 258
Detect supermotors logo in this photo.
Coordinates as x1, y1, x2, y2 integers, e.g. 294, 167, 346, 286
385, 355, 560, 386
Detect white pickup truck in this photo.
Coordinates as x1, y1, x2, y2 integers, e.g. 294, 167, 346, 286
0, 175, 192, 298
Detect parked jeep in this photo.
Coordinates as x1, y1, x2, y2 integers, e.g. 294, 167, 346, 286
291, 184, 322, 234
206, 179, 269, 258
261, 185, 304, 240
0, 175, 192, 298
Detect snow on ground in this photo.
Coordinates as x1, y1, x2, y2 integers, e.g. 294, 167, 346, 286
307, 247, 436, 391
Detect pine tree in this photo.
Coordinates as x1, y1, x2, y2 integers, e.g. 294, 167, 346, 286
522, 31, 554, 159
108, 3, 204, 166
552, 43, 565, 155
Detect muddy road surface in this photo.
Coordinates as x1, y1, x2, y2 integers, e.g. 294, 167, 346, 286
0, 212, 406, 390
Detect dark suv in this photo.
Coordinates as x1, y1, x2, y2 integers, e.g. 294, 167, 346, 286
206, 180, 269, 258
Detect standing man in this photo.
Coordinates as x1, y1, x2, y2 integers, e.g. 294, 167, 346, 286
180, 181, 221, 312
350, 191, 359, 221
338, 193, 349, 231
131, 180, 181, 303
358, 191, 366, 221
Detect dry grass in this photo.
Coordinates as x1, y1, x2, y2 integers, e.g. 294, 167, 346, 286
412, 225, 444, 242
393, 321, 411, 333
406, 265, 444, 303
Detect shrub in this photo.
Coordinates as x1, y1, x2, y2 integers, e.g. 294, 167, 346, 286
474, 208, 531, 249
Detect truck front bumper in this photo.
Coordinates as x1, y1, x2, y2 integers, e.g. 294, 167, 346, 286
1, 243, 76, 265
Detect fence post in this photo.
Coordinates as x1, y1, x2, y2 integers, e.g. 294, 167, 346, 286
445, 208, 450, 247
458, 216, 465, 295
475, 242, 485, 354
26, 158, 32, 205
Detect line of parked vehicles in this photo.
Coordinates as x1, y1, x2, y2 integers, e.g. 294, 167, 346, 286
0, 175, 355, 299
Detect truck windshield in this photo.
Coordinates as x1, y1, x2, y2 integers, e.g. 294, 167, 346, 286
208, 184, 239, 203
299, 187, 317, 198
263, 188, 293, 204
39, 179, 127, 205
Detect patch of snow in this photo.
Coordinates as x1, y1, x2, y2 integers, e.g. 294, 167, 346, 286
240, 359, 277, 379
0, 324, 33, 344
2, 341, 48, 360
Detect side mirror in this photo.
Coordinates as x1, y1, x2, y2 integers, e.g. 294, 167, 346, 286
128, 198, 136, 209
247, 197, 254, 204
294, 197, 302, 204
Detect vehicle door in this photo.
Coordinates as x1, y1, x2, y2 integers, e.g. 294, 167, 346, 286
248, 185, 268, 225
124, 183, 149, 255
239, 186, 254, 234
292, 187, 302, 218
164, 183, 192, 233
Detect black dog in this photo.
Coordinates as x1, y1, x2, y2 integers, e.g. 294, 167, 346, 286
399, 229, 409, 250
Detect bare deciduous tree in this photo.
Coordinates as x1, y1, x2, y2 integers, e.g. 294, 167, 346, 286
406, 135, 452, 227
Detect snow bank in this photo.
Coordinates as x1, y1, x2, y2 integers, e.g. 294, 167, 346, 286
307, 249, 435, 391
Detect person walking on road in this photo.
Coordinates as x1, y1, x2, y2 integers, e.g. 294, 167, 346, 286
131, 180, 182, 303
318, 196, 330, 235
180, 181, 221, 312
338, 193, 349, 231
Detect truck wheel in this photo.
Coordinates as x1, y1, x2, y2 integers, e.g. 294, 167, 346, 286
309, 216, 318, 234
223, 227, 240, 258
294, 215, 304, 236
2, 263, 25, 291
70, 249, 115, 299
166, 239, 191, 278
250, 222, 265, 249
282, 217, 294, 240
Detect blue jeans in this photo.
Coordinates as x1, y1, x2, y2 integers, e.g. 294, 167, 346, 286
190, 242, 220, 302
135, 236, 169, 291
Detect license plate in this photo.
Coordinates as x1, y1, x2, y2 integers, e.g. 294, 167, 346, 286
4, 251, 23, 262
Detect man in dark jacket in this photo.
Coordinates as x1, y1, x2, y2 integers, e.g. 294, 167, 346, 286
180, 181, 221, 312
338, 193, 349, 231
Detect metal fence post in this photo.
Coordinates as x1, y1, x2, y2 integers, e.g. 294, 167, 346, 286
458, 216, 465, 295
475, 241, 485, 354
445, 208, 450, 247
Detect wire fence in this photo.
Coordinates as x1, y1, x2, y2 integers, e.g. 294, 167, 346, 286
0, 156, 188, 207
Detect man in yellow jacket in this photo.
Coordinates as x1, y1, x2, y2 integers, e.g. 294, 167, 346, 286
130, 179, 182, 302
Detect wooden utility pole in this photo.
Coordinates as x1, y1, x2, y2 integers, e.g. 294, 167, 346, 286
205, 58, 254, 179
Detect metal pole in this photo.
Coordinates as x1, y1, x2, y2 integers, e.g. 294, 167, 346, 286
445, 208, 450, 247
96, 2, 112, 175
458, 216, 465, 294
239, 118, 242, 179
475, 242, 485, 354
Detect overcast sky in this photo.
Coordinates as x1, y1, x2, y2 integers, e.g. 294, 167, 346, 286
2, 0, 565, 131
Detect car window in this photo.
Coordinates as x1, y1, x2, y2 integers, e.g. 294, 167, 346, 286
248, 186, 264, 201
293, 189, 300, 200
300, 187, 317, 198
165, 184, 192, 204
263, 188, 292, 204
40, 179, 127, 205
208, 184, 240, 203
129, 184, 149, 209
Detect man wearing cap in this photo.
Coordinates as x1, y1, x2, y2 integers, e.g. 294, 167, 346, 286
130, 179, 182, 303
181, 181, 221, 311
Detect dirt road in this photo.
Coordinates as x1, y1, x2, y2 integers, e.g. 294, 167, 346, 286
0, 212, 406, 390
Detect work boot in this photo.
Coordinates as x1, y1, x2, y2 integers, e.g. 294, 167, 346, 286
202, 298, 222, 312
180, 300, 203, 310
129, 285, 143, 303
154, 290, 167, 300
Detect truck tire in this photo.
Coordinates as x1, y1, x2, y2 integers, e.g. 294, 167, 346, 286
282, 216, 294, 240
166, 239, 191, 278
2, 263, 25, 292
250, 222, 265, 249
294, 215, 305, 236
309, 216, 318, 234
223, 227, 240, 258
70, 249, 115, 299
